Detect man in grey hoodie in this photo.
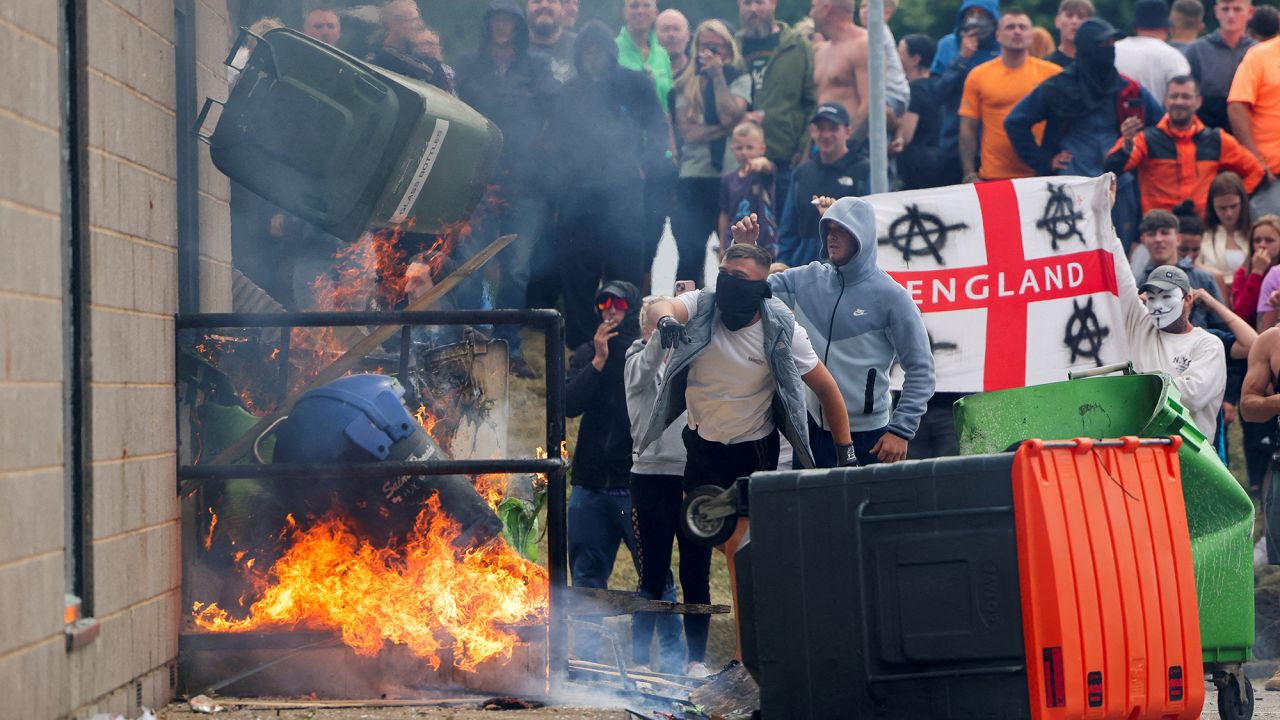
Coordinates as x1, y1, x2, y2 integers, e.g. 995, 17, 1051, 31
734, 196, 935, 465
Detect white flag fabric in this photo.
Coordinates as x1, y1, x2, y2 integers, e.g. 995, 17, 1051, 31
875, 175, 1132, 393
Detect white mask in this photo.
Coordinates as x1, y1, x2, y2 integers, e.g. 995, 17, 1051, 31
1144, 287, 1185, 329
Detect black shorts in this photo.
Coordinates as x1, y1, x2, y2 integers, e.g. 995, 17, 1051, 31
681, 426, 780, 493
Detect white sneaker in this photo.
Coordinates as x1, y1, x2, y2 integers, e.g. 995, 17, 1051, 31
686, 661, 713, 678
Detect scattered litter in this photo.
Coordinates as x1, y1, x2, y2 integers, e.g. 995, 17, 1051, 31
188, 694, 225, 713
480, 696, 545, 710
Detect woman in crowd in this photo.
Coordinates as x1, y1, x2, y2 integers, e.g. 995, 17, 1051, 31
1201, 172, 1255, 291
670, 19, 750, 287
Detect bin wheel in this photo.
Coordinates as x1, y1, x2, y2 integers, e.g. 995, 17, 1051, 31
1217, 671, 1254, 720
681, 485, 739, 547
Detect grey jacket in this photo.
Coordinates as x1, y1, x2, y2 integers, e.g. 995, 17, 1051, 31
637, 290, 816, 469
770, 197, 935, 439
625, 337, 687, 477
1186, 30, 1256, 100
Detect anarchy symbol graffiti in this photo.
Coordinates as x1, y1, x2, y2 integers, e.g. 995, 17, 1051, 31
1036, 184, 1086, 251
878, 204, 968, 264
1063, 297, 1110, 367
928, 330, 958, 354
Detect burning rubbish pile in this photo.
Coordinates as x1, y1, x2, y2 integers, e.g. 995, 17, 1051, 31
180, 227, 552, 692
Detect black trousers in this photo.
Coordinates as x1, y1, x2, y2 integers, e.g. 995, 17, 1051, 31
679, 427, 780, 661
631, 472, 701, 665
671, 177, 721, 288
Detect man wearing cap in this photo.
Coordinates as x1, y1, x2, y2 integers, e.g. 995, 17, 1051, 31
1006, 17, 1163, 250
1115, 0, 1192, 103
1112, 234, 1255, 443
776, 102, 864, 266
564, 280, 683, 665
1132, 209, 1229, 330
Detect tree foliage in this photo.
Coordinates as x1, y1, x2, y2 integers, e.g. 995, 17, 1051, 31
229, 0, 1219, 65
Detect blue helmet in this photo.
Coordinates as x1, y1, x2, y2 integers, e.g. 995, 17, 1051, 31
272, 374, 431, 464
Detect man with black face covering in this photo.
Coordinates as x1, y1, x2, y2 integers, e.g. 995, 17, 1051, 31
1005, 16, 1164, 250
544, 21, 671, 348
734, 198, 934, 467
638, 243, 853, 658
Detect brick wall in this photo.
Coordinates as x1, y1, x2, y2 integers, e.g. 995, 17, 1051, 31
0, 0, 231, 716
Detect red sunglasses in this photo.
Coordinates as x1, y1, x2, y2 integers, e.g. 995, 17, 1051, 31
596, 296, 630, 312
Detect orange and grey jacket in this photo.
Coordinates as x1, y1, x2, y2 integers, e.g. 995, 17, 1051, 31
1103, 114, 1265, 216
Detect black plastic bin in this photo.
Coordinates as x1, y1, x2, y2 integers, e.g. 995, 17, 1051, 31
737, 455, 1030, 719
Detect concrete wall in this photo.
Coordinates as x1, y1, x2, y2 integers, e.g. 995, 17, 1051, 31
0, 0, 231, 716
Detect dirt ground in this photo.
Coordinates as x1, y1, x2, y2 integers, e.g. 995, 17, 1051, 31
157, 703, 629, 719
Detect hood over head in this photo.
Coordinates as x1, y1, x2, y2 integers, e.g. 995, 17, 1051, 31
818, 196, 879, 278
954, 0, 1001, 47
573, 20, 619, 74
483, 0, 529, 53
1042, 17, 1124, 118
595, 279, 641, 334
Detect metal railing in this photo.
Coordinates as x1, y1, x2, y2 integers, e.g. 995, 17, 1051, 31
174, 308, 569, 692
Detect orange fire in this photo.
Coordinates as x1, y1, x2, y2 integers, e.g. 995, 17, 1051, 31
203, 509, 218, 551
192, 495, 549, 672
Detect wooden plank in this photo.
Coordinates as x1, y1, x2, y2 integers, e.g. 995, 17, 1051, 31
207, 233, 517, 466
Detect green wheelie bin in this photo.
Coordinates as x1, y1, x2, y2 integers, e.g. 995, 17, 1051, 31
952, 364, 1257, 718
200, 28, 503, 241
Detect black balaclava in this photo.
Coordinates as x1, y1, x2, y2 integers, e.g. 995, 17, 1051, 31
1045, 17, 1123, 120
715, 272, 772, 331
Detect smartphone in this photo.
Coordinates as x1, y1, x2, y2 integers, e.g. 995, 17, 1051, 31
674, 280, 696, 295
1119, 97, 1145, 125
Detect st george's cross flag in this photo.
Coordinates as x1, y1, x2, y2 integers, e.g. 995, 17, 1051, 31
878, 175, 1132, 393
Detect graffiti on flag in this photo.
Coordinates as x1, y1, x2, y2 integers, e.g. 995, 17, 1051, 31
880, 175, 1131, 393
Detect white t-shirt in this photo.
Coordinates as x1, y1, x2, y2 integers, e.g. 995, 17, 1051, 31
1114, 252, 1227, 441
1115, 36, 1191, 104
676, 290, 819, 444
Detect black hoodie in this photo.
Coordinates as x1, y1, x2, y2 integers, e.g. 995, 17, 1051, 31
565, 280, 642, 489
550, 21, 670, 190
454, 0, 560, 187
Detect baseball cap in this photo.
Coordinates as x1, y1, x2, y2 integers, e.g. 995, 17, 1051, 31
1132, 0, 1170, 30
1141, 265, 1191, 295
810, 102, 851, 127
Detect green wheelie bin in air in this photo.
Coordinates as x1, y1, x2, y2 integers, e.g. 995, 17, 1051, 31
200, 27, 502, 241
952, 364, 1257, 718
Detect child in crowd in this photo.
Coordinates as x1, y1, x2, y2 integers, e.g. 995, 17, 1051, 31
719, 122, 778, 259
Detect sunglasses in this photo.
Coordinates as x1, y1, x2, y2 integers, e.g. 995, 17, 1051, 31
596, 296, 630, 312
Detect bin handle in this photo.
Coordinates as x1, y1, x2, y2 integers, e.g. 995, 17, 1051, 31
1068, 361, 1134, 380
193, 98, 223, 145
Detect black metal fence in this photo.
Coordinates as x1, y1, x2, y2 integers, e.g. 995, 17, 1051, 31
174, 308, 569, 692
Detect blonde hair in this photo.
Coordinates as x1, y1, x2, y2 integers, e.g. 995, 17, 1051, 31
732, 120, 765, 140
639, 296, 671, 338
674, 20, 743, 125
1251, 215, 1280, 253
249, 16, 285, 35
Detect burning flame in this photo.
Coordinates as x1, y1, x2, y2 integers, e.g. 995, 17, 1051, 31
192, 495, 549, 672
203, 509, 218, 551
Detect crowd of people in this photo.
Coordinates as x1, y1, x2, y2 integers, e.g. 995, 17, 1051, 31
231, 0, 1280, 682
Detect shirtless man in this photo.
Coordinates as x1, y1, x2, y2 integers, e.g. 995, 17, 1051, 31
1242, 327, 1280, 636
812, 0, 869, 131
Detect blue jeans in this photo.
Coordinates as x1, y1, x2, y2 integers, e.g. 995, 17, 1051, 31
795, 415, 888, 469
568, 486, 683, 669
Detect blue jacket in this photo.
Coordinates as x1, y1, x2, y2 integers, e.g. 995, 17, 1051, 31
930, 0, 1001, 151
1004, 79, 1164, 177
769, 197, 935, 439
